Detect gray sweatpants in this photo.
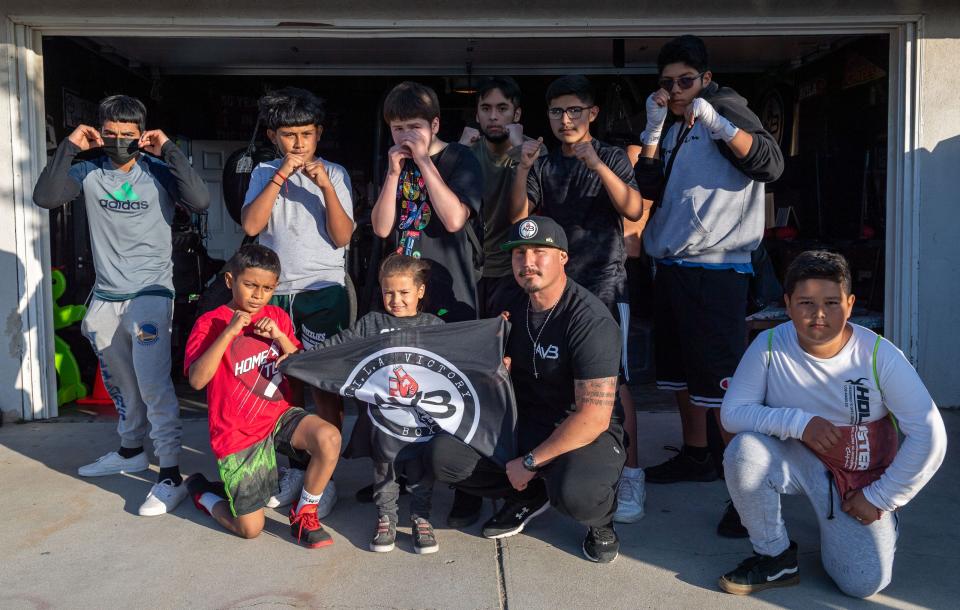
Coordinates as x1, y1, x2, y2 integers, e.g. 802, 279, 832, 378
724, 432, 898, 599
373, 452, 433, 523
81, 296, 182, 467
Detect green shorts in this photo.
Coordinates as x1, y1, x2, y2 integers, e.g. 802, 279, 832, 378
270, 285, 349, 349
217, 407, 311, 516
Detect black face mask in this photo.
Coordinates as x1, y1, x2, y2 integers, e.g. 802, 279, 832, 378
101, 137, 140, 165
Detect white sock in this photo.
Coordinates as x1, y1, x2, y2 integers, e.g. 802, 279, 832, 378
296, 488, 322, 513
199, 492, 223, 514
622, 466, 643, 479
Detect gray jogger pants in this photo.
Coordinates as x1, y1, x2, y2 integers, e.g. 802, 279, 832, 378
724, 432, 898, 598
81, 296, 182, 467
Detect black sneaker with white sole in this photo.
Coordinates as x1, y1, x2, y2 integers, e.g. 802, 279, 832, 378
582, 522, 619, 563
480, 496, 550, 539
719, 540, 800, 595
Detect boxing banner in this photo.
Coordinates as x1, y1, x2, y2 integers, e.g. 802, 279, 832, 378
280, 317, 517, 465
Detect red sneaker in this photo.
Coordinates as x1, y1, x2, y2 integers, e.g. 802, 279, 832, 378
289, 503, 333, 548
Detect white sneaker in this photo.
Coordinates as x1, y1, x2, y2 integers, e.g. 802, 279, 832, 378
138, 479, 189, 516
78, 451, 149, 477
267, 466, 305, 508
316, 480, 337, 519
613, 470, 646, 523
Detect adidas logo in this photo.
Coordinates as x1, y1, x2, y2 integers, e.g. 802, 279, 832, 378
98, 182, 149, 212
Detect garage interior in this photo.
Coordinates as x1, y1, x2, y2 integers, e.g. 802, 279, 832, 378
38, 33, 891, 409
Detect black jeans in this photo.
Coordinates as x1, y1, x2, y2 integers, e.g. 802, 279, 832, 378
428, 422, 625, 528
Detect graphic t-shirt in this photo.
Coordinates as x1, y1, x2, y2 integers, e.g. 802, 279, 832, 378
505, 279, 624, 431
243, 157, 354, 295
33, 139, 210, 298
526, 139, 638, 308
184, 305, 303, 459
392, 143, 483, 322
721, 322, 947, 512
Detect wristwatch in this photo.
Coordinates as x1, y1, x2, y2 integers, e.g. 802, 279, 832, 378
522, 452, 538, 472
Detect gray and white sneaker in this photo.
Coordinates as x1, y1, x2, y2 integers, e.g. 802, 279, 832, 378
267, 466, 304, 508
316, 480, 337, 519
613, 471, 646, 523
78, 451, 149, 477
138, 479, 188, 516
412, 517, 439, 554
370, 515, 396, 553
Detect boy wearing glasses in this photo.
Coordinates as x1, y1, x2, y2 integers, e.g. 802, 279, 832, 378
635, 36, 783, 534
509, 74, 647, 525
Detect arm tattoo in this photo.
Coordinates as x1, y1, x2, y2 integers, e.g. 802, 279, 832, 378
574, 377, 618, 412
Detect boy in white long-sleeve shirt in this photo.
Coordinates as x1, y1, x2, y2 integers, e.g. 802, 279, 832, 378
718, 250, 946, 598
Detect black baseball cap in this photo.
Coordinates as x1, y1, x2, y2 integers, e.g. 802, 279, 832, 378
500, 216, 568, 252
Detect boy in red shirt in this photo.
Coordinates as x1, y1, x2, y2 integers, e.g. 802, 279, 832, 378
183, 244, 341, 547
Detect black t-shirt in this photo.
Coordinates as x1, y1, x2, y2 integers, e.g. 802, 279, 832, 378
506, 279, 624, 431
526, 139, 638, 308
392, 143, 483, 322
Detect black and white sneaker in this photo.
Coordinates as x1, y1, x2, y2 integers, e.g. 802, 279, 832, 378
369, 515, 396, 553
719, 540, 800, 595
582, 522, 619, 563
717, 500, 749, 539
480, 496, 550, 539
412, 517, 439, 554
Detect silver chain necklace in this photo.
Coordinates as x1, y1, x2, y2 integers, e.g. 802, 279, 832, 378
526, 296, 561, 379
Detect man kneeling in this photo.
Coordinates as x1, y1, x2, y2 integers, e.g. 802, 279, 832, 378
428, 216, 626, 563
719, 251, 946, 597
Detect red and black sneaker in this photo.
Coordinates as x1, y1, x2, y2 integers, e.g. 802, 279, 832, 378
289, 503, 333, 548
185, 473, 226, 515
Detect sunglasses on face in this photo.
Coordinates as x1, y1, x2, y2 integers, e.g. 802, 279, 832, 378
658, 72, 705, 91
547, 106, 594, 120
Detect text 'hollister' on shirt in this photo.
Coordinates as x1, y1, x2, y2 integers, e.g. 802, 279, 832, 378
506, 279, 624, 430
392, 143, 483, 322
184, 305, 303, 459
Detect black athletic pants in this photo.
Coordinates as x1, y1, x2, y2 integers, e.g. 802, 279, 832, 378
427, 422, 625, 528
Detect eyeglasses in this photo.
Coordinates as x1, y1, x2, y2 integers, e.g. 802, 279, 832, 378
658, 72, 705, 91
547, 106, 593, 120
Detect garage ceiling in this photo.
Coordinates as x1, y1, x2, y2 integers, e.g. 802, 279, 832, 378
80, 34, 851, 75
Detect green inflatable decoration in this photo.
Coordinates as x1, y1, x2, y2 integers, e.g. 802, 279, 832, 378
51, 269, 88, 405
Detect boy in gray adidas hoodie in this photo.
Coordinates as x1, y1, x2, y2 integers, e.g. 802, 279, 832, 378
34, 95, 209, 516
634, 36, 783, 522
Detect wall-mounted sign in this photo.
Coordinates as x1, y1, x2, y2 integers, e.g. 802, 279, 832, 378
62, 89, 97, 129
842, 54, 887, 89
798, 78, 827, 101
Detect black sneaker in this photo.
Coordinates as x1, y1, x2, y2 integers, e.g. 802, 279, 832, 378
355, 476, 409, 504
644, 445, 719, 484
719, 540, 800, 595
717, 500, 749, 538
582, 522, 620, 563
369, 515, 396, 553
412, 517, 439, 554
481, 496, 550, 539
447, 488, 484, 528
185, 473, 227, 514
